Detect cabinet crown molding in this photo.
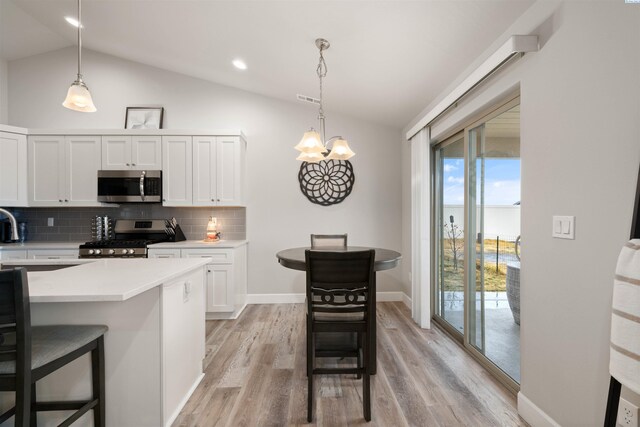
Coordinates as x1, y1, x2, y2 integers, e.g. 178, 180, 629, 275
0, 124, 246, 140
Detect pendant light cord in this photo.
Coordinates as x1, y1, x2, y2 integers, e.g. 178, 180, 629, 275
316, 43, 328, 146
77, 0, 82, 79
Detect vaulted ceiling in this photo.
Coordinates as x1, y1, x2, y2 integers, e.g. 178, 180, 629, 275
1, 0, 534, 128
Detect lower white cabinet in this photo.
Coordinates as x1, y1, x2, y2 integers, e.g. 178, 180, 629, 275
0, 249, 28, 260
148, 244, 247, 319
0, 248, 79, 260
27, 249, 79, 259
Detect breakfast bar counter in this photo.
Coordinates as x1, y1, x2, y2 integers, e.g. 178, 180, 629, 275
0, 258, 210, 427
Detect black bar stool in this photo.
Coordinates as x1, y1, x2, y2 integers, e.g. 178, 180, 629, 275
0, 268, 107, 427
305, 249, 375, 422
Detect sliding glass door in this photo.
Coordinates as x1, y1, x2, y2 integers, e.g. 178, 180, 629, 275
433, 98, 521, 388
434, 133, 465, 334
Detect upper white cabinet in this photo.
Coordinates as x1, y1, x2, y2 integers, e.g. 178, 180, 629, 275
192, 136, 245, 207
162, 136, 193, 206
102, 135, 162, 170
0, 131, 28, 207
28, 135, 102, 206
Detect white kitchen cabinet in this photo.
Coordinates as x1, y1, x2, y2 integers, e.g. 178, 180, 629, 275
192, 136, 244, 207
162, 136, 193, 206
28, 249, 79, 259
161, 267, 205, 424
204, 264, 234, 312
147, 248, 181, 259
28, 135, 102, 207
102, 136, 162, 170
66, 136, 103, 206
148, 244, 247, 319
0, 249, 27, 260
0, 131, 28, 206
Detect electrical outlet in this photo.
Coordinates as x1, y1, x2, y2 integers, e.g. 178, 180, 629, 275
619, 398, 639, 427
47, 217, 54, 227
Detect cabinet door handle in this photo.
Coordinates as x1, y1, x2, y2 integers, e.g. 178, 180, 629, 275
64, 199, 68, 202
126, 163, 130, 166
58, 199, 63, 202
217, 199, 220, 202
132, 163, 136, 166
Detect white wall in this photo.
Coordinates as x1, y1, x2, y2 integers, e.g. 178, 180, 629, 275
403, 1, 640, 425
0, 58, 7, 123
7, 47, 404, 295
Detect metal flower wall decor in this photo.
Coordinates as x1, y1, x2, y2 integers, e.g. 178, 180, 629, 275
298, 159, 355, 206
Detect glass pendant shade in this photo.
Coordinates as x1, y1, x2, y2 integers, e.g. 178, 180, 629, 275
62, 79, 97, 112
325, 139, 355, 160
296, 151, 325, 163
294, 130, 327, 154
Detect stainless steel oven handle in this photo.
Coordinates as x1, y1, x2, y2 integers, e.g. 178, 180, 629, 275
140, 171, 146, 201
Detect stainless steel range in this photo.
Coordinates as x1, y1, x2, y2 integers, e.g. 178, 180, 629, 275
79, 219, 185, 258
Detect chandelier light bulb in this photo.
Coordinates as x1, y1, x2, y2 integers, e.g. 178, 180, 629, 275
326, 139, 355, 161
294, 129, 327, 153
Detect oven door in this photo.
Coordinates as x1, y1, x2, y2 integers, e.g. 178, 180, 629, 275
97, 170, 162, 203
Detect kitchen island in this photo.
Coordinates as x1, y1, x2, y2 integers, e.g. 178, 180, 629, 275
0, 258, 210, 427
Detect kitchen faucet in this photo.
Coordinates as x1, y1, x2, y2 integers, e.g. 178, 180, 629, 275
0, 208, 19, 241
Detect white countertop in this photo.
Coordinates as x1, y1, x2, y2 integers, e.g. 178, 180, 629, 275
1, 259, 95, 266
149, 239, 248, 249
0, 241, 84, 250
27, 258, 210, 303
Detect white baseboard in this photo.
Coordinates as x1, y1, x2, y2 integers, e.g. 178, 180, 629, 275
246, 292, 411, 305
401, 293, 412, 309
246, 293, 305, 304
206, 302, 248, 320
517, 392, 560, 427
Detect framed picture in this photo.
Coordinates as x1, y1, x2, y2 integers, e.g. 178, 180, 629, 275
125, 107, 164, 129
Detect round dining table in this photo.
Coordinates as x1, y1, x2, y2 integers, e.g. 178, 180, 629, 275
276, 246, 401, 272
276, 245, 402, 375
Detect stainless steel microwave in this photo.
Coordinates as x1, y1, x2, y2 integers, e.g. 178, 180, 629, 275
97, 170, 162, 203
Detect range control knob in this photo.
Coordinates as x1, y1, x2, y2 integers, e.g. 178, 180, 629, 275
121, 249, 128, 255
128, 249, 135, 255
95, 249, 102, 255
88, 249, 95, 255
108, 249, 115, 255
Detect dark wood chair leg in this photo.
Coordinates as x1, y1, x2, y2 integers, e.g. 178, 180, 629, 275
363, 332, 371, 421
30, 383, 37, 427
307, 315, 314, 422
92, 336, 106, 427
356, 332, 362, 379
15, 373, 31, 427
604, 376, 622, 427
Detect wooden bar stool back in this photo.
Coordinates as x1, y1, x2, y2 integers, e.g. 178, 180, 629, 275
0, 268, 107, 427
305, 249, 375, 422
310, 234, 348, 248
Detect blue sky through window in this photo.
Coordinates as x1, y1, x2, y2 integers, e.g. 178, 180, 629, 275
443, 158, 520, 205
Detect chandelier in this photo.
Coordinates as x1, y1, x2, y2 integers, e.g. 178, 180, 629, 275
294, 39, 354, 163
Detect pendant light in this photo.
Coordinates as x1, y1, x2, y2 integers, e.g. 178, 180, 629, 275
294, 39, 354, 162
62, 0, 97, 112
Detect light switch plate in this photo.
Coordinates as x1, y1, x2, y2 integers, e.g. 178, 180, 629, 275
552, 216, 575, 239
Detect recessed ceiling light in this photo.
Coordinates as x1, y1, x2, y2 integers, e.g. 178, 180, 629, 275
232, 59, 247, 70
64, 16, 83, 28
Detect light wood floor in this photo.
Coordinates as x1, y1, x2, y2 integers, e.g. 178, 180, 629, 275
173, 302, 527, 426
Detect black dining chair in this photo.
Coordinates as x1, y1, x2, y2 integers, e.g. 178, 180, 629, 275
305, 249, 375, 422
310, 233, 348, 248
0, 268, 108, 427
